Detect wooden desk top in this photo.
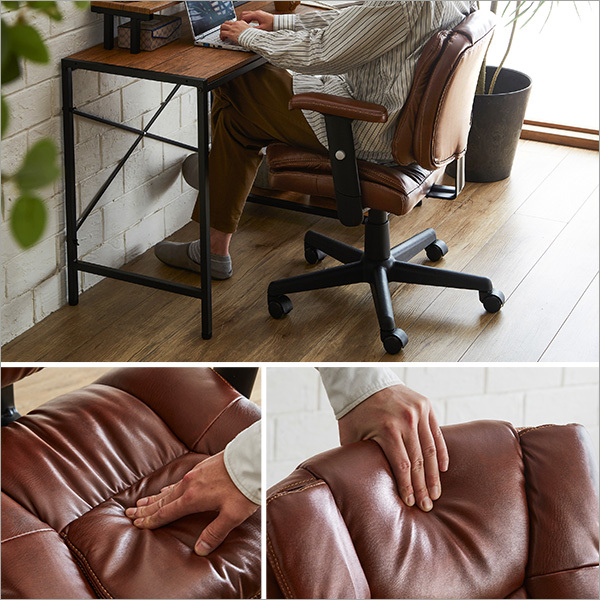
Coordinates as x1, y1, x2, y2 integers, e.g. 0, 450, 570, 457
67, 2, 320, 85
91, 2, 181, 15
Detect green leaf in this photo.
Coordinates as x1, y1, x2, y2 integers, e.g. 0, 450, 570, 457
1, 2, 21, 9
26, 1, 62, 20
74, 1, 89, 7
14, 138, 59, 191
9, 194, 47, 248
1, 94, 9, 137
1, 20, 11, 68
9, 22, 49, 63
1, 51, 20, 84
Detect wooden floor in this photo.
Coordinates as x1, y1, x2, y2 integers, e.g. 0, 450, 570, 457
3, 140, 598, 363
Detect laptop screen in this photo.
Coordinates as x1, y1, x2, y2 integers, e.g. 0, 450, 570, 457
186, 1, 236, 38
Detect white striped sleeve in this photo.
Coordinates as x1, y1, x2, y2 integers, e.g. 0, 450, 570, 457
238, 2, 410, 75
273, 8, 343, 31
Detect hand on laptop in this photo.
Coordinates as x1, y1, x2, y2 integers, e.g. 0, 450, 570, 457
220, 19, 251, 43
241, 10, 274, 31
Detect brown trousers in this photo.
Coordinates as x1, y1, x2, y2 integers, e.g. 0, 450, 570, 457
191, 63, 324, 233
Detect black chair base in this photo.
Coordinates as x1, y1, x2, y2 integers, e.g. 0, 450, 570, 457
267, 210, 505, 354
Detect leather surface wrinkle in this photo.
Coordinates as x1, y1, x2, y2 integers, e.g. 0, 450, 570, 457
1, 366, 44, 387
1, 492, 96, 599
267, 420, 599, 599
302, 421, 528, 600
94, 367, 259, 454
519, 424, 599, 599
267, 469, 370, 600
267, 142, 444, 216
2, 367, 261, 599
2, 383, 187, 532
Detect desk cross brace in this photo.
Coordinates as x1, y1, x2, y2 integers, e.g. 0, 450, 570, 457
61, 62, 213, 339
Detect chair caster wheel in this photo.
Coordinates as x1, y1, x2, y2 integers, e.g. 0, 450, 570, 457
425, 239, 448, 262
381, 329, 408, 354
480, 289, 505, 313
304, 245, 326, 265
268, 295, 293, 319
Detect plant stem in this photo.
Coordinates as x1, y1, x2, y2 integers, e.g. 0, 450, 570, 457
477, 1, 499, 95
488, 0, 522, 95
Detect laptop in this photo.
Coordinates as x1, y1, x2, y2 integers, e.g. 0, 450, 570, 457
185, 1, 253, 52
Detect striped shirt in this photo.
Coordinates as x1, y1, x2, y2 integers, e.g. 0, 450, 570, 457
238, 1, 475, 164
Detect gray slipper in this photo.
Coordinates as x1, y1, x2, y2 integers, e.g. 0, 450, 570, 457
154, 241, 233, 280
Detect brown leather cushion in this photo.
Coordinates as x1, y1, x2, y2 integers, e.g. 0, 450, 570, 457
1, 367, 261, 599
1, 367, 43, 388
266, 143, 444, 216
267, 421, 599, 599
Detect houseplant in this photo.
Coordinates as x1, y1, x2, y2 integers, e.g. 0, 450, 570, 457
449, 1, 580, 182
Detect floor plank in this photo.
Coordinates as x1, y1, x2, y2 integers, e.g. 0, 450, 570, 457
2, 141, 597, 363
462, 190, 599, 362
540, 274, 599, 363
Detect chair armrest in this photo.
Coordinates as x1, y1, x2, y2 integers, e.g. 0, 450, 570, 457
289, 93, 388, 123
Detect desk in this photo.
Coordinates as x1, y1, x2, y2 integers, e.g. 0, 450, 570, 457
61, 2, 332, 341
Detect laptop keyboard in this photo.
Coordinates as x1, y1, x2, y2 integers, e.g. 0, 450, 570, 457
202, 29, 240, 47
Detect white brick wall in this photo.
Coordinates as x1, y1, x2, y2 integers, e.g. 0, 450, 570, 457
1, 4, 198, 343
267, 366, 600, 487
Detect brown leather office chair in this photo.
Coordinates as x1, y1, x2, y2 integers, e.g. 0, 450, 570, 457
1, 367, 261, 599
266, 10, 505, 354
267, 420, 600, 599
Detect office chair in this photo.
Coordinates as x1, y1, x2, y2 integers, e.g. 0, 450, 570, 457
267, 420, 600, 599
265, 10, 505, 354
1, 367, 261, 599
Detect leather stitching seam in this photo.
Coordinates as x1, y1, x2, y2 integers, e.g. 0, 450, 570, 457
266, 476, 317, 502
267, 534, 294, 599
518, 424, 561, 436
1, 528, 54, 543
267, 481, 327, 505
61, 533, 114, 599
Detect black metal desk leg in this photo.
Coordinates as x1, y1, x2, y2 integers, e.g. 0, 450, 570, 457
61, 64, 79, 306
198, 86, 212, 339
103, 14, 114, 50
131, 18, 141, 54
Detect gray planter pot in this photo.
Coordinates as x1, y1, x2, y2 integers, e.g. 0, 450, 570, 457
447, 66, 532, 182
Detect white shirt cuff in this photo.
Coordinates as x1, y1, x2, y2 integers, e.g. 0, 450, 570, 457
317, 367, 404, 419
273, 13, 297, 31
223, 420, 261, 505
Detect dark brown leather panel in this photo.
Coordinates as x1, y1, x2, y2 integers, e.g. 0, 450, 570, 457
1, 367, 43, 388
1, 493, 95, 599
267, 142, 444, 215
506, 587, 529, 599
2, 368, 261, 599
289, 92, 388, 123
2, 384, 186, 532
398, 11, 496, 169
299, 421, 528, 599
520, 424, 599, 596
94, 367, 259, 454
525, 567, 599, 600
63, 453, 261, 599
392, 31, 448, 166
267, 468, 370, 600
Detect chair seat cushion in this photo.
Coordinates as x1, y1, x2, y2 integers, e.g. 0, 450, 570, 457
1, 368, 261, 599
266, 143, 444, 216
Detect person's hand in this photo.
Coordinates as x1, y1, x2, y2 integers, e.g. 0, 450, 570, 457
125, 451, 258, 555
240, 10, 274, 31
338, 384, 449, 512
220, 20, 252, 43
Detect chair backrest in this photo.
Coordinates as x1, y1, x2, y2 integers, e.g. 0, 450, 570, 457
267, 421, 600, 599
393, 10, 496, 170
